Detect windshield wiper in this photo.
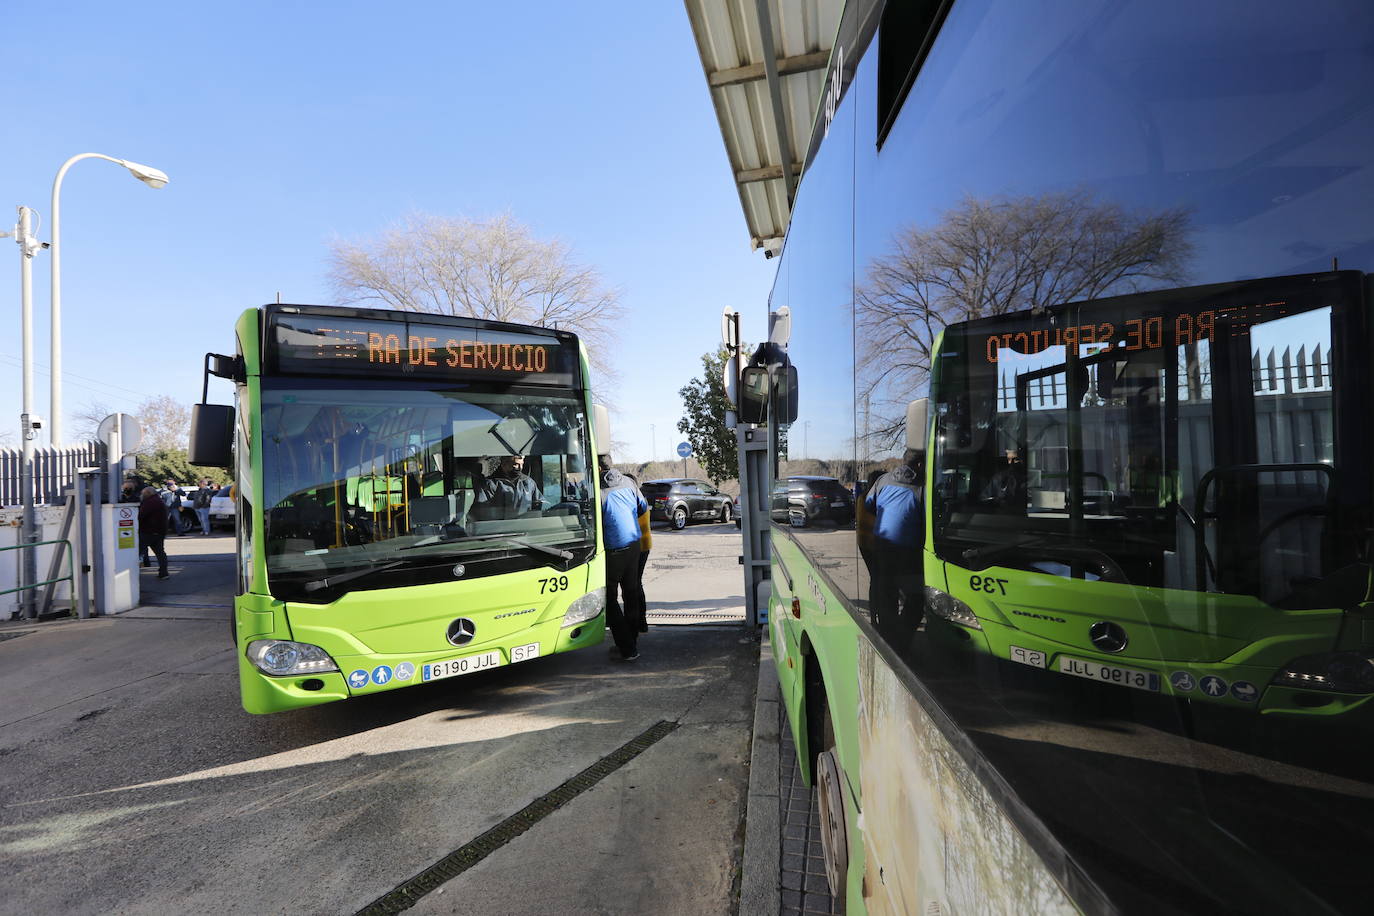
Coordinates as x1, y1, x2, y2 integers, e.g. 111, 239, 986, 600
963, 536, 1129, 584
962, 536, 1055, 564
303, 560, 406, 594
401, 532, 574, 562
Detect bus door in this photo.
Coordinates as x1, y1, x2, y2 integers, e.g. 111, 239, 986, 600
1199, 281, 1369, 610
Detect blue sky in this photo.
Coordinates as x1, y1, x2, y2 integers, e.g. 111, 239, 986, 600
1, 1, 776, 462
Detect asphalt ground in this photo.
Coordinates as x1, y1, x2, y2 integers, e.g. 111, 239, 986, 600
0, 522, 811, 915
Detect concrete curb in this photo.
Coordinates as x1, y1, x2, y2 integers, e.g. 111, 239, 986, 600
739, 636, 781, 916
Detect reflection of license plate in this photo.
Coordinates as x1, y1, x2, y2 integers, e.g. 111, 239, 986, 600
830, 500, 845, 507
1058, 656, 1159, 691
423, 650, 503, 682
1009, 646, 1047, 668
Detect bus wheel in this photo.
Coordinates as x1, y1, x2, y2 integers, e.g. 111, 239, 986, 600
816, 745, 849, 905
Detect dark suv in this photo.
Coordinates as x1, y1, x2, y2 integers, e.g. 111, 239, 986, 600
641, 479, 733, 530
771, 476, 855, 527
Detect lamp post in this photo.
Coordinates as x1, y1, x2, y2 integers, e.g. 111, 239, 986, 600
50, 153, 168, 445
6, 207, 44, 616
650, 423, 656, 463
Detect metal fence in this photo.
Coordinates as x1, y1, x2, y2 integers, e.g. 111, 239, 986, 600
0, 441, 106, 506
998, 343, 1330, 410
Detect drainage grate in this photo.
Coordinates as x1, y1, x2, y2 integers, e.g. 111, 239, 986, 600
646, 612, 746, 619
356, 719, 679, 915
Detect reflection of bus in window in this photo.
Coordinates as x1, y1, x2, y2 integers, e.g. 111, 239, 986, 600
743, 1, 1374, 913
229, 304, 606, 714
935, 272, 1363, 695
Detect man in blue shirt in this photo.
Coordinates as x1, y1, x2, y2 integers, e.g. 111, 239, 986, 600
599, 455, 649, 660
862, 449, 925, 646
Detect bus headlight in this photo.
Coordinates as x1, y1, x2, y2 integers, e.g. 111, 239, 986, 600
246, 639, 340, 677
562, 587, 606, 628
925, 586, 982, 629
1272, 652, 1374, 694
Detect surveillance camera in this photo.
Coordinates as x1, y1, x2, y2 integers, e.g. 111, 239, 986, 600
40, 242, 51, 249
30, 416, 44, 429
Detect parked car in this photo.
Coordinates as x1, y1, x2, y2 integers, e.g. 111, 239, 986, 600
733, 495, 742, 529
640, 478, 733, 530
771, 476, 855, 527
209, 485, 236, 529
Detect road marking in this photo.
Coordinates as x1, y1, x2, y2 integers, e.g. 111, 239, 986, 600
355, 720, 679, 915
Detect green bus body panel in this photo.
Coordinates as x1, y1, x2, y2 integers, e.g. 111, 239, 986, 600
935, 558, 1373, 717
235, 562, 605, 714
284, 563, 595, 655
768, 532, 863, 796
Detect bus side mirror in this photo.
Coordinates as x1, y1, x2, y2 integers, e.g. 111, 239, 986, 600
739, 367, 769, 425
592, 403, 611, 454
776, 366, 799, 425
906, 398, 929, 453
189, 404, 235, 468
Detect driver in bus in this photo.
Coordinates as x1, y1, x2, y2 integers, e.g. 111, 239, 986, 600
470, 453, 544, 519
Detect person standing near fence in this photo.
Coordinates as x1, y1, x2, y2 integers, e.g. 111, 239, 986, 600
139, 486, 169, 579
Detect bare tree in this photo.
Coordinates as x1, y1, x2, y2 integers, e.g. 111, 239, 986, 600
72, 400, 116, 443
327, 212, 625, 385
857, 190, 1193, 449
135, 395, 192, 454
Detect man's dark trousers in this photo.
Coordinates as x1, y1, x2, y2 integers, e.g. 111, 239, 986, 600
604, 542, 643, 657
140, 532, 168, 577
868, 543, 923, 646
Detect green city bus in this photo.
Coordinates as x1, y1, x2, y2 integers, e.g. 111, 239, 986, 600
194, 304, 607, 714
744, 0, 1374, 912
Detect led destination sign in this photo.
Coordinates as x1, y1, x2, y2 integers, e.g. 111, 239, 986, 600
983, 297, 1296, 364
270, 312, 577, 385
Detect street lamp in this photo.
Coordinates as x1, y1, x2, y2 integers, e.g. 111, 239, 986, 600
650, 423, 656, 463
5, 207, 44, 617
50, 153, 168, 444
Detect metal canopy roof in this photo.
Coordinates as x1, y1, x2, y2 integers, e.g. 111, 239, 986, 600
684, 0, 844, 255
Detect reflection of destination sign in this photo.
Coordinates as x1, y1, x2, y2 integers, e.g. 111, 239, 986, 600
983, 299, 1293, 363
270, 312, 577, 385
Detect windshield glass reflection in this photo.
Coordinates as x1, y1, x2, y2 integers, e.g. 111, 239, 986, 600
261, 386, 593, 601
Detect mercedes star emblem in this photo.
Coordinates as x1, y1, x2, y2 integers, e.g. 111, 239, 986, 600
446, 618, 477, 646
1089, 621, 1128, 653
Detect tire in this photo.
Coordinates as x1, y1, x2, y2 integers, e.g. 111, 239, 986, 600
720, 502, 732, 524
671, 506, 689, 530
816, 746, 849, 905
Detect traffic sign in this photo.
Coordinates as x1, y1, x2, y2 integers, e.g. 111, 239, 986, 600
677, 441, 693, 458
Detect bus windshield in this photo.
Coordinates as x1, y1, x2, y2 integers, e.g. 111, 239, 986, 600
932, 272, 1370, 609
260, 385, 595, 602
